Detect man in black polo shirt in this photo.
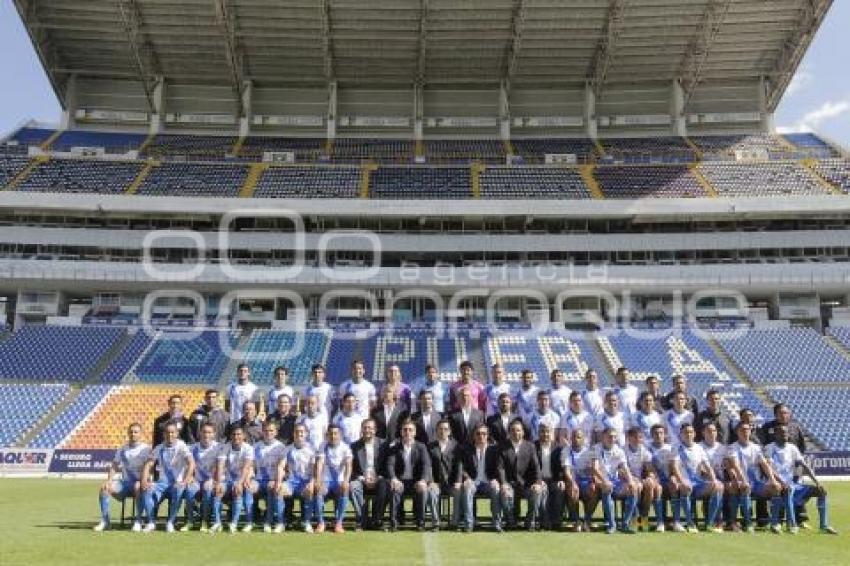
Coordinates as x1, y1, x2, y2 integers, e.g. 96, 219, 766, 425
695, 389, 732, 443
152, 394, 192, 446
661, 374, 699, 414
266, 393, 297, 444
226, 400, 263, 443
189, 389, 229, 442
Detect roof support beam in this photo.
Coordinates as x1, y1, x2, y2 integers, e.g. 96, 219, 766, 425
766, 0, 832, 110
116, 0, 160, 114
503, 0, 528, 85
320, 0, 336, 84
415, 0, 429, 86
214, 0, 247, 118
588, 0, 627, 98
16, 0, 65, 105
679, 0, 733, 110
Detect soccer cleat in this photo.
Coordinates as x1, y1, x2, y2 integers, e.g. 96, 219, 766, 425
770, 524, 781, 534
93, 521, 108, 532
199, 523, 209, 533
821, 526, 838, 535
263, 523, 272, 533
179, 523, 192, 533
672, 522, 686, 533
228, 523, 238, 534
142, 522, 156, 533
654, 523, 665, 533
789, 526, 799, 535
316, 522, 326, 534
209, 523, 222, 534
130, 521, 142, 533
165, 521, 176, 533
334, 522, 345, 534
273, 523, 285, 534
745, 525, 756, 534
605, 526, 616, 535
709, 526, 724, 534
686, 525, 699, 534
304, 523, 314, 534
242, 524, 253, 533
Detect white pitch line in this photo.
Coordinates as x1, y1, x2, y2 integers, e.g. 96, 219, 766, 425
422, 531, 442, 566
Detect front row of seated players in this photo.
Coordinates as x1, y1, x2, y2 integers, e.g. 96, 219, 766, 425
94, 415, 838, 535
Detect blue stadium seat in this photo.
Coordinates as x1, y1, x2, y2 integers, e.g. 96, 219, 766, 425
0, 383, 69, 446
29, 385, 113, 448
133, 330, 239, 383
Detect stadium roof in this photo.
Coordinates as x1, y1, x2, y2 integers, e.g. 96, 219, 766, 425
16, 0, 832, 113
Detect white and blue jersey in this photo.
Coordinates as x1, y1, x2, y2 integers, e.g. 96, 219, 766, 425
528, 409, 561, 441
595, 444, 628, 481
631, 410, 661, 442
514, 385, 540, 422
228, 381, 259, 423
649, 442, 677, 481
413, 379, 447, 414
333, 411, 364, 445
701, 441, 728, 479
678, 443, 710, 483
297, 412, 328, 450
338, 379, 377, 419
561, 410, 593, 447
302, 382, 335, 416
625, 443, 652, 479
190, 441, 220, 483
484, 382, 514, 418
664, 409, 694, 448
286, 444, 316, 482
319, 442, 353, 483
267, 385, 295, 411
764, 443, 804, 485
548, 385, 573, 417
731, 441, 765, 483
614, 384, 640, 417
594, 411, 627, 446
562, 447, 594, 481
217, 442, 254, 482
113, 442, 151, 483
581, 389, 604, 418
254, 440, 287, 482
149, 440, 193, 484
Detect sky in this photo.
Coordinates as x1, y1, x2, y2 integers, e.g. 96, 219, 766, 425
0, 0, 848, 148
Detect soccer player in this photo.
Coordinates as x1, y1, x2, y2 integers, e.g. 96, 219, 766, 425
251, 421, 287, 533
381, 363, 412, 411
513, 369, 539, 424
695, 389, 732, 443
266, 366, 294, 414
764, 424, 837, 535
594, 391, 627, 446
613, 366, 639, 417
297, 394, 329, 450
676, 423, 724, 533
189, 389, 229, 442
647, 424, 681, 532
94, 423, 150, 532
624, 426, 661, 532
498, 419, 543, 531
333, 393, 365, 445
631, 391, 662, 443
140, 422, 195, 533
182, 423, 219, 532
303, 363, 335, 416
226, 364, 260, 424
581, 369, 604, 418
728, 421, 778, 532
152, 394, 192, 446
561, 391, 593, 448
701, 421, 739, 531
592, 427, 638, 534
535, 422, 564, 530
386, 419, 433, 531
338, 359, 377, 418
459, 423, 502, 532
561, 428, 597, 532
412, 364, 447, 414
449, 360, 485, 412
212, 425, 254, 534
350, 418, 389, 530
663, 390, 694, 449
548, 368, 572, 417
280, 423, 319, 533
484, 363, 512, 418
427, 418, 462, 530
527, 390, 561, 442
315, 424, 353, 533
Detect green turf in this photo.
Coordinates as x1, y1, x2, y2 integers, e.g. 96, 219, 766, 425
0, 479, 846, 565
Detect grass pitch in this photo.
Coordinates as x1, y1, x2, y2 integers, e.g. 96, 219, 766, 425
0, 478, 847, 565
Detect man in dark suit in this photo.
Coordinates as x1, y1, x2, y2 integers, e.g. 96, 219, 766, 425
225, 401, 262, 443
412, 390, 442, 445
499, 418, 543, 530
535, 422, 564, 530
661, 374, 699, 414
265, 393, 297, 444
350, 418, 389, 530
449, 385, 485, 447
153, 394, 192, 446
427, 419, 461, 530
372, 387, 409, 442
459, 423, 503, 532
386, 419, 432, 531
188, 389, 229, 442
486, 392, 524, 448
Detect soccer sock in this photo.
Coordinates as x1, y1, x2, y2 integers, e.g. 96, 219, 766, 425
277, 497, 286, 525
201, 490, 212, 525
99, 492, 111, 523
653, 497, 664, 526
623, 495, 637, 528
231, 491, 243, 526
817, 495, 828, 529
671, 496, 681, 524
166, 486, 183, 524
264, 495, 274, 525
741, 493, 752, 526
302, 496, 313, 525
336, 495, 349, 523
707, 493, 721, 527
602, 493, 615, 530
135, 494, 145, 523
213, 495, 222, 524
244, 491, 254, 524
143, 491, 156, 524
784, 490, 796, 528
770, 496, 781, 526
681, 494, 693, 525
315, 493, 325, 524
583, 501, 593, 524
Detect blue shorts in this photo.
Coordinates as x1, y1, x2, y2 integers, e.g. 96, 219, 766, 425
147, 480, 183, 504
109, 478, 137, 500
284, 477, 312, 496
577, 476, 593, 491
321, 479, 345, 497
790, 483, 818, 506
611, 478, 631, 498
752, 479, 771, 498
690, 478, 713, 498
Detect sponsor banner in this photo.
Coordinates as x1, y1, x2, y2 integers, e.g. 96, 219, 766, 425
48, 449, 114, 474
807, 451, 850, 477
0, 448, 53, 474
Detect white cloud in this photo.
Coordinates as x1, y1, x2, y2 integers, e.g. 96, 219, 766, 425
786, 70, 812, 97
793, 99, 850, 131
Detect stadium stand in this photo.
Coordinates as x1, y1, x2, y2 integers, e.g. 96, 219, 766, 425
49, 130, 147, 154
0, 383, 69, 446
333, 139, 414, 163
142, 134, 237, 160
239, 137, 326, 162
6, 127, 55, 148
239, 329, 331, 386
594, 165, 708, 198
0, 326, 124, 382
479, 167, 592, 199
131, 330, 239, 384
370, 166, 471, 199
61, 385, 205, 449
598, 137, 696, 163
252, 165, 360, 198
16, 158, 144, 195
510, 138, 598, 164
0, 152, 30, 187
100, 331, 154, 383
783, 133, 841, 158
811, 159, 850, 194
691, 134, 796, 160
29, 385, 114, 448
135, 162, 248, 197
768, 387, 850, 451
324, 331, 360, 385
700, 162, 828, 197
425, 140, 505, 164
